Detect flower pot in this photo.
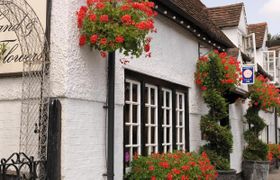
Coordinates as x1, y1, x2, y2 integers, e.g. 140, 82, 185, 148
242, 160, 270, 180
217, 169, 236, 180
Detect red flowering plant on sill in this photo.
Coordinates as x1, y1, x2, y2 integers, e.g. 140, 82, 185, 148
194, 50, 242, 93
77, 0, 157, 58
127, 151, 217, 180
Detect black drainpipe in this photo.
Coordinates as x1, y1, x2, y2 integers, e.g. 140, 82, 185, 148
107, 51, 115, 180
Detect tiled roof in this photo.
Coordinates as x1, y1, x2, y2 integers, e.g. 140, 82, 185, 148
207, 3, 244, 28
248, 23, 267, 49
163, 0, 235, 48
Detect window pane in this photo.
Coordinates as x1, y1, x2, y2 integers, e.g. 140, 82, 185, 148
151, 88, 155, 105
151, 108, 155, 124
124, 104, 130, 123
166, 91, 170, 107
133, 126, 138, 145
133, 105, 138, 123
125, 82, 130, 101
151, 127, 155, 144
133, 84, 138, 102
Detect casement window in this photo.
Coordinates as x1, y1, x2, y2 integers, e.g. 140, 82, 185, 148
263, 51, 276, 80
124, 70, 189, 173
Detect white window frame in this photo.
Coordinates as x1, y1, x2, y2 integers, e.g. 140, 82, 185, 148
263, 51, 276, 82
176, 92, 185, 151
145, 84, 158, 155
125, 79, 141, 161
162, 88, 173, 153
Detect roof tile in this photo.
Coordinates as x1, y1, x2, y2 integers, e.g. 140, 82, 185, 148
207, 3, 244, 28
248, 23, 267, 49
166, 0, 235, 48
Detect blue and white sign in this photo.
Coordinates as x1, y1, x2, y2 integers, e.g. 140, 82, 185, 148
242, 65, 255, 84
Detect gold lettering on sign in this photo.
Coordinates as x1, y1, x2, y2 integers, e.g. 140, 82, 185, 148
0, 0, 46, 75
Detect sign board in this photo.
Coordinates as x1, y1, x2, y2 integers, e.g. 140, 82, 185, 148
242, 65, 255, 84
0, 0, 47, 75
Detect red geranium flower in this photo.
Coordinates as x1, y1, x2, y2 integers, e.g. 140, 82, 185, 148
90, 34, 98, 44
144, 44, 150, 52
121, 14, 132, 24
149, 165, 154, 171
100, 38, 107, 45
100, 15, 109, 23
79, 35, 87, 46
89, 14, 96, 21
96, 2, 105, 9
115, 36, 124, 43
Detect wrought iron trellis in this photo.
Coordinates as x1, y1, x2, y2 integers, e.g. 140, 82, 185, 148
0, 0, 50, 179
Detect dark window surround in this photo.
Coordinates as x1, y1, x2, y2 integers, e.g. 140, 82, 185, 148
123, 69, 190, 173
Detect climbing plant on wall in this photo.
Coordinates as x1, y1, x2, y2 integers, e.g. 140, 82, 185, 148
243, 75, 280, 161
195, 51, 242, 170
77, 0, 157, 58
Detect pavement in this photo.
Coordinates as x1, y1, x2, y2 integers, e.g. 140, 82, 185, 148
269, 169, 280, 180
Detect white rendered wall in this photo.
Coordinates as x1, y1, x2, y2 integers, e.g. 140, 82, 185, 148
229, 100, 248, 173
222, 28, 239, 47
50, 0, 108, 179
0, 78, 22, 158
114, 15, 209, 179
238, 7, 247, 35
259, 110, 276, 144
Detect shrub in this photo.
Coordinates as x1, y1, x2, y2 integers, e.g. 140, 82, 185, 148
195, 51, 241, 170
77, 0, 157, 57
243, 75, 280, 161
128, 151, 217, 180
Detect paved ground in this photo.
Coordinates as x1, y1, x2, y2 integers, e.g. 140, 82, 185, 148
269, 169, 280, 180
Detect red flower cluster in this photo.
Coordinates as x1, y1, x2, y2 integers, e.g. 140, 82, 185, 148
129, 151, 217, 180
77, 0, 157, 58
250, 75, 280, 110
195, 51, 242, 92
268, 144, 280, 161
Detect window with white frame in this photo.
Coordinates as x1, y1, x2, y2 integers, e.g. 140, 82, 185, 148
176, 92, 185, 151
263, 51, 276, 78
124, 80, 141, 164
162, 88, 173, 153
145, 84, 158, 155
124, 71, 189, 173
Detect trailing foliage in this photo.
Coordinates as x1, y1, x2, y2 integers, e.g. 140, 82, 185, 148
128, 151, 217, 180
243, 75, 280, 161
77, 0, 157, 58
195, 51, 241, 170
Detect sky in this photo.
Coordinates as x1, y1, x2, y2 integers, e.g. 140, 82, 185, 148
201, 0, 280, 35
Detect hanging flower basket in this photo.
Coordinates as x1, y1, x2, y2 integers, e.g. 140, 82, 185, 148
77, 0, 157, 58
195, 50, 242, 94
